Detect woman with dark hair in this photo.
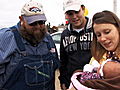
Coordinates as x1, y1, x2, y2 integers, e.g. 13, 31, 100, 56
68, 10, 120, 90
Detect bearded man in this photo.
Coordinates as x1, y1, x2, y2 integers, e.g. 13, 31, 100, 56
0, 1, 60, 90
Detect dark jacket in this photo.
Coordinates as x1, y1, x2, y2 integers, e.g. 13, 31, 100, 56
59, 17, 93, 88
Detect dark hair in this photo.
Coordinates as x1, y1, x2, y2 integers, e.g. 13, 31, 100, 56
91, 10, 120, 62
92, 10, 120, 27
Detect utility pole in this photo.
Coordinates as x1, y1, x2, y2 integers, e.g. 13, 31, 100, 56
113, 0, 117, 14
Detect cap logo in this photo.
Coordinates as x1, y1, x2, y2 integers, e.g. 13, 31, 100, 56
66, 0, 73, 5
29, 7, 41, 13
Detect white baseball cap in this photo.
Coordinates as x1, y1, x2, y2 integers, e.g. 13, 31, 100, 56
21, 1, 47, 24
63, 0, 83, 13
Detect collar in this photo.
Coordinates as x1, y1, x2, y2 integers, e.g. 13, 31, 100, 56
67, 17, 92, 33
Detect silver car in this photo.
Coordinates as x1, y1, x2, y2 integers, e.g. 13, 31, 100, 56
51, 31, 62, 57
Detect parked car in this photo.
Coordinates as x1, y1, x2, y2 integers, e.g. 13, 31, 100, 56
51, 31, 62, 57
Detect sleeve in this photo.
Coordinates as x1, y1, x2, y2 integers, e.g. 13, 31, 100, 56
59, 34, 69, 85
0, 29, 17, 64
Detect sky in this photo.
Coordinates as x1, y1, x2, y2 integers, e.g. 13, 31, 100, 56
0, 0, 119, 28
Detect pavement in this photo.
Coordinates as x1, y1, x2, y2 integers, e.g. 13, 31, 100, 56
55, 69, 61, 90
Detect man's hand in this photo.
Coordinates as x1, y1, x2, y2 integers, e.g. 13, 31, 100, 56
103, 61, 120, 79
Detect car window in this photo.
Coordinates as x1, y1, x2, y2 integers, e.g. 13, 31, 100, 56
52, 33, 61, 44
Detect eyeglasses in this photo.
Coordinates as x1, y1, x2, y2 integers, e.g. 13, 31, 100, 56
29, 21, 46, 26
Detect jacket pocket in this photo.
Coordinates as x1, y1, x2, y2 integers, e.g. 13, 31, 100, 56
24, 60, 53, 86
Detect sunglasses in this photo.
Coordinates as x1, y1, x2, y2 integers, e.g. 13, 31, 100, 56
29, 21, 46, 26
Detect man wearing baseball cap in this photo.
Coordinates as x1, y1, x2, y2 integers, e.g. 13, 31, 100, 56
0, 1, 60, 90
21, 1, 47, 25
59, 0, 93, 89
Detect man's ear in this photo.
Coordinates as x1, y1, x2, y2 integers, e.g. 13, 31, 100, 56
19, 16, 25, 25
19, 16, 24, 22
81, 5, 85, 11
